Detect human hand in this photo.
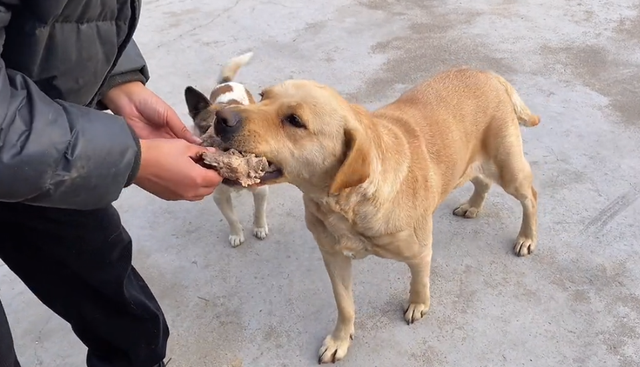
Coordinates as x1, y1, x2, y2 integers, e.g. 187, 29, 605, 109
103, 81, 202, 144
134, 139, 222, 201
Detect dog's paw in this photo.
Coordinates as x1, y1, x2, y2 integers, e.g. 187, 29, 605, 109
253, 226, 268, 240
514, 236, 536, 257
404, 302, 430, 325
453, 203, 480, 218
228, 233, 245, 248
318, 333, 353, 364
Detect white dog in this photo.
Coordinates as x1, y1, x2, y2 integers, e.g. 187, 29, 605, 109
184, 52, 269, 247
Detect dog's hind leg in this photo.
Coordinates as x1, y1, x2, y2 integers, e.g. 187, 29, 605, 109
213, 185, 245, 247
498, 159, 538, 256
492, 135, 538, 256
453, 175, 492, 218
251, 186, 269, 240
489, 72, 540, 256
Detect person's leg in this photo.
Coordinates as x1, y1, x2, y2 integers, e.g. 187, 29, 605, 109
0, 202, 169, 367
0, 297, 21, 367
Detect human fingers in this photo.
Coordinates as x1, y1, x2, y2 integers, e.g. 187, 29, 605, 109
163, 104, 202, 144
184, 194, 208, 202
184, 142, 210, 159
126, 117, 176, 139
192, 164, 223, 188
177, 143, 223, 187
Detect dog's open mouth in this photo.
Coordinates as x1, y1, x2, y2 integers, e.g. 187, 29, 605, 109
260, 159, 284, 183
199, 147, 283, 187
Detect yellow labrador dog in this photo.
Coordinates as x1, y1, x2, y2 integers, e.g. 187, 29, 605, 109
211, 67, 540, 363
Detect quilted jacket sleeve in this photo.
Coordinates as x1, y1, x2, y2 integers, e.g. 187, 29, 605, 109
103, 40, 150, 91
0, 4, 141, 210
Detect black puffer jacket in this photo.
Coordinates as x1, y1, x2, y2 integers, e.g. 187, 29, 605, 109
0, 0, 148, 210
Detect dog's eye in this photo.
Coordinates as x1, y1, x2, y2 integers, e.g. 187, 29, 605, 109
282, 114, 305, 129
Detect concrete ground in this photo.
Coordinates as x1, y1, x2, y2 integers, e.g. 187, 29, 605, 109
2, 0, 640, 366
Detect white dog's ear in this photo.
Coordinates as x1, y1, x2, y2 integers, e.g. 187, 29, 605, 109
184, 86, 211, 118
329, 105, 372, 195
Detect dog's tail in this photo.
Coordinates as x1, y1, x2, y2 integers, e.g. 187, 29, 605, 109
218, 51, 254, 84
491, 73, 540, 127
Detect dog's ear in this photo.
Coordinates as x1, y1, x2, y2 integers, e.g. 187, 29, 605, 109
184, 86, 211, 119
329, 105, 372, 195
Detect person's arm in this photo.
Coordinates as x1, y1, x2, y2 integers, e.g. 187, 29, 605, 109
0, 4, 141, 210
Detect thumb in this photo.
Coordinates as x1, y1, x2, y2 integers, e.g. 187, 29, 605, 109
165, 107, 203, 144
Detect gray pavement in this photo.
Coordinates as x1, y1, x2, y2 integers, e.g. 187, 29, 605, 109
2, 0, 640, 366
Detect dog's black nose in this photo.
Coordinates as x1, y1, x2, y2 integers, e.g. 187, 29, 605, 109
215, 108, 242, 127
214, 108, 243, 141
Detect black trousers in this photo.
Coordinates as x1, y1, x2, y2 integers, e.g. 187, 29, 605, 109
0, 202, 169, 367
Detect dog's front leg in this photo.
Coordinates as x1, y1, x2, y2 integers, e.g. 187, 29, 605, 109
318, 248, 355, 364
404, 250, 433, 324
213, 185, 244, 247
403, 219, 433, 325
251, 186, 269, 240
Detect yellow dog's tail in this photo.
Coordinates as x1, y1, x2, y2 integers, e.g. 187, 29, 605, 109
491, 73, 540, 127
218, 51, 254, 84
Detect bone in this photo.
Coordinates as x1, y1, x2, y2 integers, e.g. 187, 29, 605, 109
199, 149, 268, 187
197, 127, 269, 186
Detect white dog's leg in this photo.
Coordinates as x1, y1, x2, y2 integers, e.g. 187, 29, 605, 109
251, 186, 269, 240
213, 185, 244, 247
